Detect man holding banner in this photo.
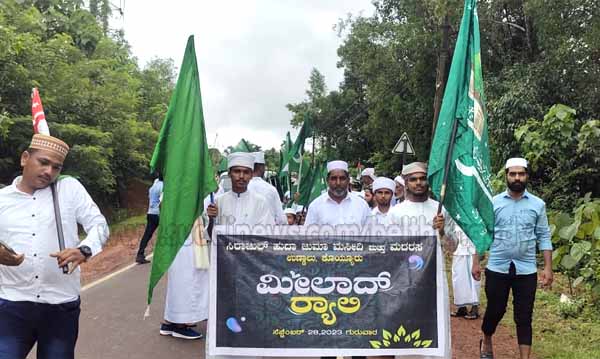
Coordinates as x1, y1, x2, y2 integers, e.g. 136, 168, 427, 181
389, 162, 456, 359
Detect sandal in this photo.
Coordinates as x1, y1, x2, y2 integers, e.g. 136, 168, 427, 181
479, 339, 494, 359
465, 306, 479, 320
451, 306, 468, 317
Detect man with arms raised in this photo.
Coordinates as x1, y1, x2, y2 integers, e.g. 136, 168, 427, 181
0, 134, 109, 359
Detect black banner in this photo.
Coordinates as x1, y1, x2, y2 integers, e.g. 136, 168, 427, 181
209, 230, 441, 356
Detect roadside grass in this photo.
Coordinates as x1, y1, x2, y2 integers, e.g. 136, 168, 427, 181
109, 214, 146, 235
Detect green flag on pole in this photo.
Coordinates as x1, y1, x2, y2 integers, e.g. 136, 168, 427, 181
147, 35, 217, 305
427, 0, 494, 254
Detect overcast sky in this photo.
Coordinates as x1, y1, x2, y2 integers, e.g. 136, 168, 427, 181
116, 0, 374, 151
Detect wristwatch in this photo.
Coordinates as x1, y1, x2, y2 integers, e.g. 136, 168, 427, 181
79, 245, 92, 260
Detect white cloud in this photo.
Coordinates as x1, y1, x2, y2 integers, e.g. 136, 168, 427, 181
115, 0, 374, 150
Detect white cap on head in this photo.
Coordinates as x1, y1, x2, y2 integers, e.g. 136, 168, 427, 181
295, 205, 305, 213
326, 160, 348, 173
394, 175, 405, 186
401, 162, 427, 176
284, 208, 296, 215
361, 167, 376, 180
505, 157, 528, 169
228, 152, 255, 170
253, 151, 265, 164
284, 190, 291, 199
372, 177, 396, 193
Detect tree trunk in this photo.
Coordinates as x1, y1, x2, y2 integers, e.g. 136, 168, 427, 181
431, 16, 450, 140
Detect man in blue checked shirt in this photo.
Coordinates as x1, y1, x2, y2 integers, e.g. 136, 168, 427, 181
473, 157, 553, 359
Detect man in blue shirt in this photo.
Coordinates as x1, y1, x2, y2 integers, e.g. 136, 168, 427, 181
136, 174, 163, 264
474, 158, 553, 359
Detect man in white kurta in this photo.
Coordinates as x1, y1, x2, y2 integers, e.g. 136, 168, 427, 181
206, 152, 275, 359
368, 177, 396, 225
163, 153, 275, 340
248, 152, 286, 224
305, 160, 371, 226
387, 162, 456, 359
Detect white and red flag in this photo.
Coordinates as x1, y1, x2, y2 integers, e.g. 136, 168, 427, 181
31, 87, 50, 135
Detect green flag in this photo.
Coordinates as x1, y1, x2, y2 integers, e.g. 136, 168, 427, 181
147, 35, 217, 304
297, 161, 327, 206
280, 115, 312, 177
427, 0, 494, 254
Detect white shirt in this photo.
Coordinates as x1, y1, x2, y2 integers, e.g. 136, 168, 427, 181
248, 177, 286, 224
304, 191, 371, 226
214, 190, 275, 226
387, 198, 455, 359
368, 206, 392, 225
0, 176, 109, 304
388, 198, 455, 237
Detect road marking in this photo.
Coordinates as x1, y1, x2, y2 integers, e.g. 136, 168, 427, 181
81, 253, 153, 292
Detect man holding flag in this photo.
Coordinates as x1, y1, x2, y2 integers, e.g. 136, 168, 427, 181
145, 36, 217, 339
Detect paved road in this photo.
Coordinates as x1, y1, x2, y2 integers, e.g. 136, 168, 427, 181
29, 262, 206, 359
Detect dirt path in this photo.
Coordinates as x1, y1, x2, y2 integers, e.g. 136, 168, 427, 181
80, 227, 530, 358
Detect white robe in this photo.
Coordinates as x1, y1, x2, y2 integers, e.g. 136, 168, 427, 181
452, 227, 480, 307
207, 190, 275, 359
164, 233, 209, 323
388, 199, 455, 359
248, 177, 286, 224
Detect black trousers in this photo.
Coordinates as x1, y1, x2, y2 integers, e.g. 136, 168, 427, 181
136, 214, 159, 258
481, 263, 537, 345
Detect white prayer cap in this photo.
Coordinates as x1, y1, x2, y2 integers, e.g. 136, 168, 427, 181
401, 162, 427, 176
326, 160, 348, 173
227, 152, 254, 170
284, 208, 296, 215
295, 205, 305, 213
394, 175, 405, 186
361, 167, 376, 180
284, 190, 291, 199
505, 157, 528, 169
373, 177, 396, 193
253, 151, 265, 164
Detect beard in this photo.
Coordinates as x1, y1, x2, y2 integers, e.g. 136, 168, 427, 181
330, 186, 347, 198
507, 180, 527, 193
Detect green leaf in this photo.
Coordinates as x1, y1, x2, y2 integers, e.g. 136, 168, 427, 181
421, 340, 433, 348
573, 276, 584, 287
560, 254, 579, 269
411, 329, 421, 340
559, 220, 581, 241
393, 334, 400, 343
369, 340, 381, 349
404, 335, 411, 343
382, 329, 392, 340
413, 340, 421, 347
570, 241, 591, 262
396, 325, 406, 337
383, 340, 390, 347
594, 227, 600, 240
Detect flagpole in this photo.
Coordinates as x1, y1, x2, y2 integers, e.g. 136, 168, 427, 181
296, 155, 303, 195
436, 116, 459, 214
